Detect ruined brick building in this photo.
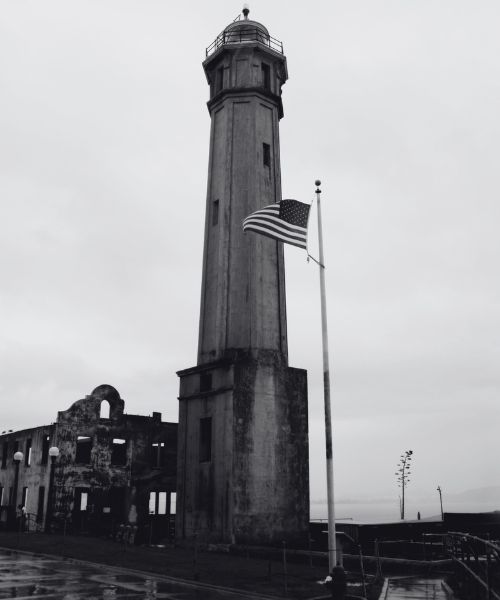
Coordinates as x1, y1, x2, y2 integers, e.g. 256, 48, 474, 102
0, 385, 177, 542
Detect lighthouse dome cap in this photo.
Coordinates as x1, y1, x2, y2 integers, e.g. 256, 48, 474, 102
224, 18, 270, 38
223, 6, 270, 44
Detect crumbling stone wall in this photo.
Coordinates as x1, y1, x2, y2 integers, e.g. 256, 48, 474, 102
1, 384, 177, 542
0, 424, 55, 527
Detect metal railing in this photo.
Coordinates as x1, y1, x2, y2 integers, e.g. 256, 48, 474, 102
446, 532, 500, 599
206, 27, 284, 57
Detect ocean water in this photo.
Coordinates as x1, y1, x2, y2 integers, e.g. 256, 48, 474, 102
310, 498, 500, 524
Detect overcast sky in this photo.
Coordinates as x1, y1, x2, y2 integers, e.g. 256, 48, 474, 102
1, 1, 499, 522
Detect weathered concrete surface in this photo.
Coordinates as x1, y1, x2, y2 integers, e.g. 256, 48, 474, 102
177, 16, 309, 548
197, 37, 289, 365
0, 548, 275, 599
177, 352, 309, 546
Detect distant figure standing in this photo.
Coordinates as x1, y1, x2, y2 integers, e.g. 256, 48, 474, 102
329, 564, 347, 599
17, 505, 26, 531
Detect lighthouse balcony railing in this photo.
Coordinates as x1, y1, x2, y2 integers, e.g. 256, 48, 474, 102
206, 28, 284, 57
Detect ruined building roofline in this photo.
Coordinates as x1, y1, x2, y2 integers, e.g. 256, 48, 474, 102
123, 412, 177, 425
0, 423, 55, 439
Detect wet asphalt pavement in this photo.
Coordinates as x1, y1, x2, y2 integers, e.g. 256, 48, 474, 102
0, 549, 272, 600
384, 576, 455, 599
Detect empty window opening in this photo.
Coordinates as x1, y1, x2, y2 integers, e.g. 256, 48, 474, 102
111, 438, 127, 466
261, 63, 271, 90
200, 373, 212, 393
41, 435, 50, 465
216, 66, 224, 92
199, 417, 212, 463
25, 439, 32, 466
212, 200, 219, 226
75, 436, 92, 464
80, 491, 88, 511
263, 143, 271, 168
100, 400, 110, 419
149, 491, 168, 515
21, 486, 28, 508
108, 487, 125, 519
170, 492, 177, 515
8, 488, 13, 505
158, 492, 167, 515
149, 491, 156, 514
151, 442, 166, 468
37, 487, 45, 523
1, 442, 7, 469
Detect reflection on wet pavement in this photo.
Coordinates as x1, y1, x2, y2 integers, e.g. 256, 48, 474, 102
0, 549, 262, 599
385, 576, 454, 599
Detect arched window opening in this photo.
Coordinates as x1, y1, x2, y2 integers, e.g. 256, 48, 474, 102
100, 400, 110, 419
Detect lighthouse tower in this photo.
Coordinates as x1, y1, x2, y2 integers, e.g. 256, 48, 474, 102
176, 8, 309, 546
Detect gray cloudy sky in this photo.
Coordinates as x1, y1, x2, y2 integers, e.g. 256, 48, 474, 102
1, 1, 499, 521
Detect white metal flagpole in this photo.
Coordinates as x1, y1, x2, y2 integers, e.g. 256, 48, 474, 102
315, 179, 338, 572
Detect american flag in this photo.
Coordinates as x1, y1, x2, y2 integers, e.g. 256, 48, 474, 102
242, 199, 311, 250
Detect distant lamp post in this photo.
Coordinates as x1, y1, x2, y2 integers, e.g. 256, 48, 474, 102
13, 451, 24, 508
12, 451, 24, 530
437, 485, 444, 521
45, 446, 60, 533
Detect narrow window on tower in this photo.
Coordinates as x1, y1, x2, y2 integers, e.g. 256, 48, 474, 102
200, 372, 212, 392
216, 66, 224, 92
263, 143, 271, 168
261, 63, 271, 90
212, 200, 219, 226
199, 417, 212, 463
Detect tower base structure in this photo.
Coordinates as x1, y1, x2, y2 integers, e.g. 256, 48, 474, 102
176, 350, 309, 546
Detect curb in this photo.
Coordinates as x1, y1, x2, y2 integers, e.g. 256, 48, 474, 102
441, 580, 456, 598
378, 578, 389, 599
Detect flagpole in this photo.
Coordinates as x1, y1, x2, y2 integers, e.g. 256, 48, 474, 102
315, 179, 338, 572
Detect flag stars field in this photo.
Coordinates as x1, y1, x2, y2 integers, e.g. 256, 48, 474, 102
243, 199, 311, 250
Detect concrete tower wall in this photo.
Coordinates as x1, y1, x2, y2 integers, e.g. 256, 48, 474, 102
177, 356, 308, 545
177, 22, 309, 547
198, 51, 287, 364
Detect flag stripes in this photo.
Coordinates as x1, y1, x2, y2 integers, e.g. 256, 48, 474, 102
242, 200, 310, 250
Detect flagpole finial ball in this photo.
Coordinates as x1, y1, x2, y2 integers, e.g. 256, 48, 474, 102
315, 180, 321, 187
